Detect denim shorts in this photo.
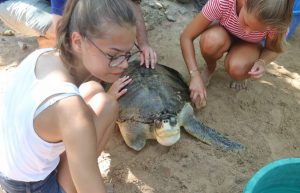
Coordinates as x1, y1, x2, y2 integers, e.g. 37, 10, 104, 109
0, 170, 65, 193
0, 0, 52, 36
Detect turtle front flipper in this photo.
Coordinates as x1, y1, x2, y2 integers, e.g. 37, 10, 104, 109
117, 120, 152, 151
179, 103, 244, 151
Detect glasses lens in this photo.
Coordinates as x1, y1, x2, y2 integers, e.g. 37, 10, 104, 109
109, 49, 141, 67
128, 51, 140, 63
110, 56, 126, 67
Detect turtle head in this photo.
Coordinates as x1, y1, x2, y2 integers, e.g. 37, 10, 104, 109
154, 118, 180, 146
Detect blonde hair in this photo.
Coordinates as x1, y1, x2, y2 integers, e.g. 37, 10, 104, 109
56, 0, 136, 68
246, 0, 294, 52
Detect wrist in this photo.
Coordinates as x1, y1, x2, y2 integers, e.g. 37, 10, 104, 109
255, 58, 266, 66
189, 68, 200, 77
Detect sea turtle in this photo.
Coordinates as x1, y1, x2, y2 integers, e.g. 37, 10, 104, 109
117, 60, 244, 151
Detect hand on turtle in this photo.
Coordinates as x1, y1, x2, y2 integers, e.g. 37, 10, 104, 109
108, 76, 132, 100
189, 73, 207, 109
139, 44, 157, 69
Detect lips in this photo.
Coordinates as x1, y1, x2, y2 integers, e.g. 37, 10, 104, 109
111, 72, 123, 76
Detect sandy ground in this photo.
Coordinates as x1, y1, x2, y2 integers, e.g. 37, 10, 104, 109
1, 3, 300, 193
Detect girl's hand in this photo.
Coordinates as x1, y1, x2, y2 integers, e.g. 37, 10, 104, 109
108, 76, 132, 100
139, 44, 157, 69
248, 59, 266, 79
189, 72, 207, 109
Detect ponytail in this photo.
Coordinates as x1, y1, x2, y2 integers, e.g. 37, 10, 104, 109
56, 0, 79, 70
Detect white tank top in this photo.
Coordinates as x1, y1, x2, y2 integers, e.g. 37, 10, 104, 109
0, 48, 80, 181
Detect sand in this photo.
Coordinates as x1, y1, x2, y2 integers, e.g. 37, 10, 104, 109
0, 3, 300, 193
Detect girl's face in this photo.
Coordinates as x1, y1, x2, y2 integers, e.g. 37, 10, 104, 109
80, 24, 136, 83
238, 6, 269, 35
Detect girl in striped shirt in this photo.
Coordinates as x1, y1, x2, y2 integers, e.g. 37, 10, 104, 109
180, 0, 294, 109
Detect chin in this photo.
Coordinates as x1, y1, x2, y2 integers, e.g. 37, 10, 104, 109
101, 74, 120, 83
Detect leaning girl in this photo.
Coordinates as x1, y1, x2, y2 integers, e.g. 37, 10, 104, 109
0, 0, 138, 192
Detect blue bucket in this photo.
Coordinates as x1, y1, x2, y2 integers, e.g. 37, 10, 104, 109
287, 0, 300, 39
244, 158, 300, 193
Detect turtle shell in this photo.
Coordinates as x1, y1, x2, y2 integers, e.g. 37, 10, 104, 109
118, 60, 190, 123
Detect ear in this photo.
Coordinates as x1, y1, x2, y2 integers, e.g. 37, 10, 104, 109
71, 31, 84, 52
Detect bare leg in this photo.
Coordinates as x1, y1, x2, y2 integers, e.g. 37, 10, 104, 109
224, 41, 262, 90
199, 25, 232, 86
58, 81, 118, 193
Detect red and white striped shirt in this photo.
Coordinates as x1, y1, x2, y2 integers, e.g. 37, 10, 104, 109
202, 0, 272, 43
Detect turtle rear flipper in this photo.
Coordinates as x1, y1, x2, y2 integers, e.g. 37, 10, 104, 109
118, 121, 151, 151
179, 103, 244, 151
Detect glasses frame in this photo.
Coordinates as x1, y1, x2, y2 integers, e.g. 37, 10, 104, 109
86, 37, 142, 67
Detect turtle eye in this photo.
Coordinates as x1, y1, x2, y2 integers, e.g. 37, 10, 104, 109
170, 117, 177, 126
154, 119, 161, 127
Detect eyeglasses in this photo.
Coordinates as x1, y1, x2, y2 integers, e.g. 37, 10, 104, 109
86, 37, 142, 67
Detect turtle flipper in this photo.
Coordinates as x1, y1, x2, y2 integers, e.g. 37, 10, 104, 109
117, 121, 150, 151
179, 103, 244, 151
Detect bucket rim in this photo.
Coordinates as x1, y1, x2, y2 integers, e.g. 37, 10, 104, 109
244, 157, 300, 193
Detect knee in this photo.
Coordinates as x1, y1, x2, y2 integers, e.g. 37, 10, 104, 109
103, 94, 119, 117
200, 31, 227, 56
86, 92, 119, 120
225, 57, 250, 80
79, 81, 104, 102
96, 93, 119, 117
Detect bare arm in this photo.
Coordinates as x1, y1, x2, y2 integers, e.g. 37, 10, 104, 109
259, 35, 280, 64
180, 12, 212, 75
180, 12, 211, 108
248, 35, 280, 79
35, 96, 107, 193
132, 1, 157, 68
60, 97, 107, 193
132, 1, 148, 49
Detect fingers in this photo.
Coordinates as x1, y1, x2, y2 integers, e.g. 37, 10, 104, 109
195, 97, 206, 109
149, 50, 157, 69
140, 46, 157, 69
251, 73, 263, 79
118, 76, 132, 88
115, 88, 128, 99
248, 68, 264, 79
190, 89, 207, 109
109, 76, 132, 100
248, 62, 266, 79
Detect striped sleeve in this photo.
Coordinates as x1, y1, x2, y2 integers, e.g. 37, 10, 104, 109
201, 0, 222, 21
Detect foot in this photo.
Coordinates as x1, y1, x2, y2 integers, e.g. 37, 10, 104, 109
200, 66, 213, 87
229, 80, 247, 90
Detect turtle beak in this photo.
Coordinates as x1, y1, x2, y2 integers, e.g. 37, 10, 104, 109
155, 119, 180, 146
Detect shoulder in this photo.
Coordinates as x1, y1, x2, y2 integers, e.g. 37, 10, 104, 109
202, 0, 231, 20
34, 94, 92, 142
35, 50, 75, 84
204, 0, 233, 10
51, 95, 97, 142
